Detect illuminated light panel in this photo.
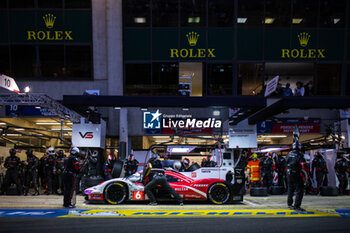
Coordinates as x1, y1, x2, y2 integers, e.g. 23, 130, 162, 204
36, 122, 60, 125
167, 146, 196, 153
257, 139, 272, 142
264, 18, 275, 24
237, 18, 247, 24
51, 128, 72, 131
292, 18, 303, 24
153, 136, 171, 139
14, 128, 25, 131
260, 135, 287, 138
134, 17, 146, 24
188, 17, 200, 23
334, 18, 340, 24
253, 147, 290, 153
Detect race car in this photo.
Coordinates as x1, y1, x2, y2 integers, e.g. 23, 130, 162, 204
85, 167, 244, 205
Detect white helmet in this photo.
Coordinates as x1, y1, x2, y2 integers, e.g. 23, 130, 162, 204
70, 147, 80, 156
173, 161, 182, 171
46, 147, 55, 156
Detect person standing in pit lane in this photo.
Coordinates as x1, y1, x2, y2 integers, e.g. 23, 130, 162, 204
44, 147, 57, 195
246, 153, 261, 189
1, 149, 23, 195
286, 142, 306, 211
55, 150, 66, 195
260, 153, 274, 193
143, 154, 183, 206
312, 151, 328, 194
24, 149, 39, 196
335, 152, 350, 195
63, 147, 81, 208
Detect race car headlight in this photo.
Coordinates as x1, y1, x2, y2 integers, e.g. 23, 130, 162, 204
85, 190, 93, 195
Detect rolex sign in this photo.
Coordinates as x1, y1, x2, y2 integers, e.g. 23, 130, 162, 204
72, 120, 106, 148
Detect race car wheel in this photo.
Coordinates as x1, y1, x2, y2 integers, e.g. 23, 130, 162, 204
207, 182, 230, 205
104, 182, 128, 204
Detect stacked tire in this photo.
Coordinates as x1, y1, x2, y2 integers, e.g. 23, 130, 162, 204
320, 186, 338, 196
270, 186, 284, 195
250, 187, 268, 196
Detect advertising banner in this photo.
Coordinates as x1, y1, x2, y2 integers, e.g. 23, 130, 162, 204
72, 120, 106, 148
229, 120, 257, 148
0, 74, 19, 93
257, 118, 320, 134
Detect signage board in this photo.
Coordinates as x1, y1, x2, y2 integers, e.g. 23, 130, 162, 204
0, 74, 19, 93
6, 105, 56, 117
264, 75, 279, 97
257, 118, 320, 134
229, 120, 257, 148
72, 120, 106, 148
340, 109, 350, 119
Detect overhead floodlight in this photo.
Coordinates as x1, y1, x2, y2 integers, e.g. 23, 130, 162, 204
264, 18, 275, 24
334, 18, 340, 24
188, 17, 200, 23
134, 17, 146, 24
24, 86, 30, 93
213, 110, 220, 116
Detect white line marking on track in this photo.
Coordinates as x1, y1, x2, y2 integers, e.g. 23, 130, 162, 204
243, 200, 259, 207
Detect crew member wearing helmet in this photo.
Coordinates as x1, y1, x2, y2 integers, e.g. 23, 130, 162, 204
104, 154, 116, 180
173, 160, 182, 171
1, 149, 22, 195
24, 149, 39, 196
334, 152, 349, 195
286, 142, 306, 211
76, 150, 88, 194
63, 147, 80, 208
202, 155, 217, 167
246, 153, 261, 189
55, 150, 66, 195
180, 158, 191, 172
143, 154, 183, 206
87, 150, 99, 176
311, 151, 328, 194
44, 147, 56, 194
124, 154, 139, 177
260, 153, 274, 193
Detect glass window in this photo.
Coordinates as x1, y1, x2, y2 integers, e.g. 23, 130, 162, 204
152, 0, 178, 27
265, 0, 291, 27
65, 46, 91, 78
65, 0, 91, 9
292, 0, 318, 27
152, 63, 178, 96
125, 64, 152, 95
9, 0, 34, 8
0, 46, 10, 75
38, 0, 63, 8
123, 0, 150, 27
317, 64, 341, 95
238, 64, 263, 95
320, 0, 346, 28
238, 0, 263, 27
207, 63, 232, 96
11, 46, 36, 77
181, 0, 206, 27
264, 63, 314, 97
39, 45, 64, 78
208, 0, 234, 27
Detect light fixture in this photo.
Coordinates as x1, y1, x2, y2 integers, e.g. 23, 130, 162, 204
0, 122, 6, 125
260, 135, 287, 138
292, 18, 303, 24
238, 112, 244, 115
334, 18, 340, 24
114, 107, 121, 110
254, 147, 290, 153
141, 108, 148, 111
155, 140, 170, 143
51, 128, 72, 131
153, 136, 171, 139
213, 110, 220, 116
264, 18, 275, 24
35, 106, 41, 109
24, 86, 30, 93
182, 108, 189, 111
5, 134, 21, 136
36, 122, 61, 125
257, 139, 272, 142
14, 128, 25, 131
167, 146, 196, 153
134, 17, 146, 24
237, 17, 247, 24
188, 17, 200, 23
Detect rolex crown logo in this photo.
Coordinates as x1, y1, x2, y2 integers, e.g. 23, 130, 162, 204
298, 32, 310, 47
43, 13, 56, 29
186, 32, 199, 46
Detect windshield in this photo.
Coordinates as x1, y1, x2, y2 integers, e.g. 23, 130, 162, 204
127, 172, 142, 183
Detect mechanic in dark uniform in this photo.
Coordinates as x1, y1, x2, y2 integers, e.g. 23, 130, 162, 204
143, 154, 183, 206
180, 158, 191, 172
1, 149, 23, 195
273, 153, 286, 187
44, 147, 56, 195
124, 154, 139, 177
311, 152, 328, 194
334, 152, 349, 195
75, 150, 88, 194
24, 149, 39, 196
286, 142, 306, 211
260, 153, 274, 192
55, 150, 66, 195
104, 154, 116, 180
63, 147, 80, 208
201, 155, 217, 167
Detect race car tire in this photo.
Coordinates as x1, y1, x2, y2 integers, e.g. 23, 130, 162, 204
104, 182, 128, 204
250, 187, 268, 196
207, 182, 230, 205
320, 186, 338, 196
271, 186, 284, 195
111, 161, 124, 178
187, 163, 201, 172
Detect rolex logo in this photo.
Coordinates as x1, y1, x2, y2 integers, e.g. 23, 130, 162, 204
43, 13, 56, 29
186, 32, 199, 46
298, 32, 310, 47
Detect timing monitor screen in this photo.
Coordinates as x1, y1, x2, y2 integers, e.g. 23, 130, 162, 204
223, 152, 232, 160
